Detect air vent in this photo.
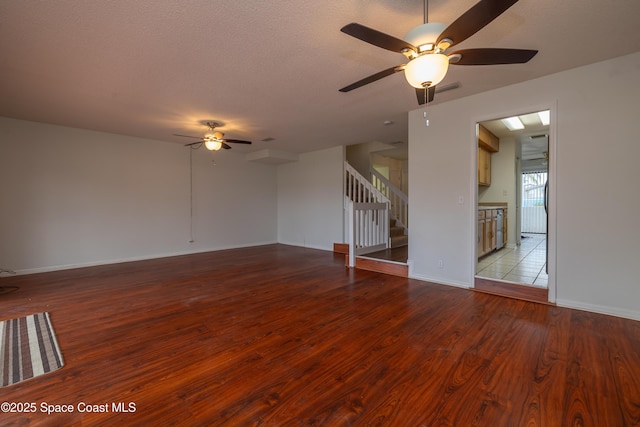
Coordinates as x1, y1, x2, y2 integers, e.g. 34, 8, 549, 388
530, 134, 548, 139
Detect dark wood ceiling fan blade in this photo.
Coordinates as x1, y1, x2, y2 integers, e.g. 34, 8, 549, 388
450, 48, 537, 65
184, 141, 204, 147
339, 65, 403, 92
415, 86, 436, 105
436, 0, 519, 48
173, 133, 203, 139
222, 142, 232, 150
224, 139, 252, 144
341, 23, 416, 53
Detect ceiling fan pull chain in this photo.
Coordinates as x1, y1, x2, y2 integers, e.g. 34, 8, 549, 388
423, 87, 430, 126
189, 149, 194, 243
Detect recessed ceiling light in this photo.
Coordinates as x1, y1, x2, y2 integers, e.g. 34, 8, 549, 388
502, 116, 525, 131
538, 110, 550, 126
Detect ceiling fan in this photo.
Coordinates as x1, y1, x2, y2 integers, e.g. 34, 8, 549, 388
339, 0, 538, 105
173, 121, 252, 151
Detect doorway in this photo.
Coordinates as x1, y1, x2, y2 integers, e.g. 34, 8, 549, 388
475, 110, 551, 293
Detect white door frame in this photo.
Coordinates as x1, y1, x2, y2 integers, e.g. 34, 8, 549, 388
470, 102, 557, 303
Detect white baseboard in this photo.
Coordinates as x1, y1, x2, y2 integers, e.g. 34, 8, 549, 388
556, 299, 640, 322
408, 275, 472, 290
7, 241, 279, 276
276, 240, 333, 252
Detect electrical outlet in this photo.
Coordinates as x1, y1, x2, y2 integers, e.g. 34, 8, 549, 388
438, 260, 444, 269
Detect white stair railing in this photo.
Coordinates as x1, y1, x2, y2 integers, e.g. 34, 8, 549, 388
344, 162, 391, 266
344, 162, 388, 205
347, 201, 389, 267
370, 167, 408, 230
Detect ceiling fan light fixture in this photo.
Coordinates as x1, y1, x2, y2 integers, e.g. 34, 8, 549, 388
404, 53, 449, 88
437, 38, 453, 52
204, 136, 223, 151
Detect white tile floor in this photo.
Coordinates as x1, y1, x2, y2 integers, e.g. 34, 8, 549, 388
476, 233, 548, 288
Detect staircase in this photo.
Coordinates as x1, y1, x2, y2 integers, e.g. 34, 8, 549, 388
390, 218, 408, 248
370, 167, 408, 234
340, 162, 409, 276
344, 162, 408, 247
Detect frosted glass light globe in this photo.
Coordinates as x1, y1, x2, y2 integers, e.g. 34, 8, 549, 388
404, 53, 449, 88
204, 137, 223, 151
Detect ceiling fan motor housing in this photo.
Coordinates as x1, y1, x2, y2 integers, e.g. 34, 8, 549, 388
404, 22, 447, 53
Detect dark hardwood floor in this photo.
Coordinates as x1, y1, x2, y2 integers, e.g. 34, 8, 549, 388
1, 244, 639, 426
360, 245, 408, 263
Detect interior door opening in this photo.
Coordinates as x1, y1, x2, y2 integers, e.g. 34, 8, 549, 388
475, 110, 550, 290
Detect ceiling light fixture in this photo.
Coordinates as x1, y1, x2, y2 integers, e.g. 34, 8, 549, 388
339, 0, 539, 107
404, 53, 450, 89
175, 120, 252, 152
204, 138, 222, 151
502, 116, 525, 131
403, 21, 449, 89
204, 131, 224, 151
538, 110, 550, 126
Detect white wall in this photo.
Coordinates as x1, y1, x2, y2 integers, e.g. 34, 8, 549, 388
0, 117, 278, 273
408, 52, 640, 320
277, 146, 344, 250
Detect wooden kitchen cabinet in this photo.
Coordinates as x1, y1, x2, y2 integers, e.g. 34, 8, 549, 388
483, 212, 493, 254
478, 124, 499, 187
478, 147, 492, 186
478, 206, 507, 258
490, 210, 498, 250
479, 124, 500, 152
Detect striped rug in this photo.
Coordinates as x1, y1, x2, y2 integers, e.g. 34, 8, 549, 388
0, 312, 64, 387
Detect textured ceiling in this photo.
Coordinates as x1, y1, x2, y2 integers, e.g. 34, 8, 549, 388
1, 0, 639, 158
